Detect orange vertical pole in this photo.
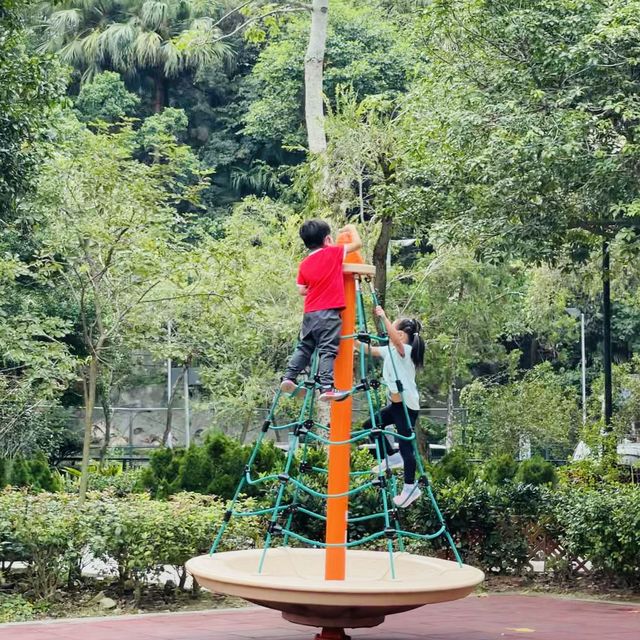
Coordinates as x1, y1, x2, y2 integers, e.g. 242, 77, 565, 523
324, 233, 363, 581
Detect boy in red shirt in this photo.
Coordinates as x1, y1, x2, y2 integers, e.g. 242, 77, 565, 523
281, 219, 362, 401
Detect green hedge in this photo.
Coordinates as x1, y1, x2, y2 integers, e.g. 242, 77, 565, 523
140, 432, 286, 499
554, 485, 640, 585
0, 489, 260, 601
0, 454, 63, 492
3, 481, 638, 604
409, 480, 548, 573
407, 479, 639, 586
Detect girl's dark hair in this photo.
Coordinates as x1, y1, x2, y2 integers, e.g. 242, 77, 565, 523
396, 318, 425, 368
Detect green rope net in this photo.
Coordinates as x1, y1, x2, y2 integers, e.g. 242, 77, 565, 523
210, 276, 462, 578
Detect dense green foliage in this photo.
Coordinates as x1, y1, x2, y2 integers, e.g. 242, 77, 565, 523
462, 363, 578, 459
1, 476, 638, 615
0, 0, 64, 218
0, 489, 260, 600
555, 485, 640, 583
243, 0, 411, 147
2, 3, 640, 619
74, 71, 140, 122
0, 454, 63, 492
1, 0, 638, 483
140, 432, 286, 498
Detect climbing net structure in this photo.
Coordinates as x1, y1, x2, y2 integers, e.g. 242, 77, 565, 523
210, 276, 461, 578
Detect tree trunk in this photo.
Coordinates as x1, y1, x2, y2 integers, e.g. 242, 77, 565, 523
372, 214, 393, 307
372, 154, 397, 307
98, 370, 114, 465
154, 71, 168, 113
79, 356, 98, 504
162, 367, 186, 447
445, 381, 455, 450
602, 238, 613, 428
238, 414, 252, 445
304, 0, 329, 154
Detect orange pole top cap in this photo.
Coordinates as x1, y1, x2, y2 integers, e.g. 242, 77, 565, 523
336, 231, 364, 265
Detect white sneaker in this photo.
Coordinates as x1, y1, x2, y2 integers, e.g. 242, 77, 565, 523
318, 388, 349, 402
371, 452, 404, 474
393, 484, 422, 508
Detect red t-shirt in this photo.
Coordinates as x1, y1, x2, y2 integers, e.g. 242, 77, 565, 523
297, 245, 346, 313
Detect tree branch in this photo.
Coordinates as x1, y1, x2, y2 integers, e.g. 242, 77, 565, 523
211, 0, 259, 29
212, 6, 308, 43
571, 217, 640, 231
211, 0, 311, 30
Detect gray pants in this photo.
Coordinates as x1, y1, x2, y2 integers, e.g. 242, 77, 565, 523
284, 309, 342, 390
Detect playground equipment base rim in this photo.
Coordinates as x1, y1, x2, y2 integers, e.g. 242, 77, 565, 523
186, 548, 484, 630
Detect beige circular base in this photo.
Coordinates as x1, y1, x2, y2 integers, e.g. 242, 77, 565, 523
187, 548, 484, 629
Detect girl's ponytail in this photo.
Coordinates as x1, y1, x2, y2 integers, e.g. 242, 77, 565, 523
397, 318, 425, 368
410, 319, 425, 369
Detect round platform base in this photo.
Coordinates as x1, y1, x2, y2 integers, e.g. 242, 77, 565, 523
186, 548, 484, 630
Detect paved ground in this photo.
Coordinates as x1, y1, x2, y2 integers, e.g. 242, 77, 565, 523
1, 595, 638, 640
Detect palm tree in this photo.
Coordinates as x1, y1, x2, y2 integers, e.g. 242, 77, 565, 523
39, 0, 234, 111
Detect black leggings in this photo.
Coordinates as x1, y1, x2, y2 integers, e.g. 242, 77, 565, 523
363, 402, 419, 484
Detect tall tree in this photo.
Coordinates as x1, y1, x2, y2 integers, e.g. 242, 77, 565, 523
0, 0, 74, 459
304, 0, 328, 154
0, 0, 64, 219
0, 254, 75, 457
40, 0, 233, 111
399, 0, 640, 425
32, 113, 208, 501
322, 88, 404, 302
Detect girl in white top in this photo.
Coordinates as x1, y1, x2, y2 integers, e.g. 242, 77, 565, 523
359, 306, 425, 508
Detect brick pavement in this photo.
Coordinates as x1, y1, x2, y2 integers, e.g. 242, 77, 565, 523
0, 594, 638, 640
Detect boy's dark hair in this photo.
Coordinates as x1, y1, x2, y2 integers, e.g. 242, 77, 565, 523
299, 219, 331, 250
396, 318, 425, 368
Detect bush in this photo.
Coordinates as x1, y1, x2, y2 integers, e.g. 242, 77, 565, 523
1, 454, 63, 492
0, 594, 39, 623
0, 490, 88, 599
482, 454, 518, 485
431, 448, 476, 483
88, 491, 261, 600
0, 488, 262, 604
409, 479, 546, 573
555, 486, 640, 586
62, 464, 146, 496
515, 456, 557, 486
141, 433, 286, 499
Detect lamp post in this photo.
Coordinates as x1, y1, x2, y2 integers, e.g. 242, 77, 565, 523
566, 307, 587, 426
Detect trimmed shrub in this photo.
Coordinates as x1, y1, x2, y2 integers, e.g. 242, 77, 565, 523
431, 448, 476, 483
88, 491, 262, 600
408, 480, 547, 573
140, 432, 286, 499
515, 456, 557, 486
481, 454, 519, 485
1, 454, 63, 492
555, 486, 640, 586
0, 490, 87, 598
